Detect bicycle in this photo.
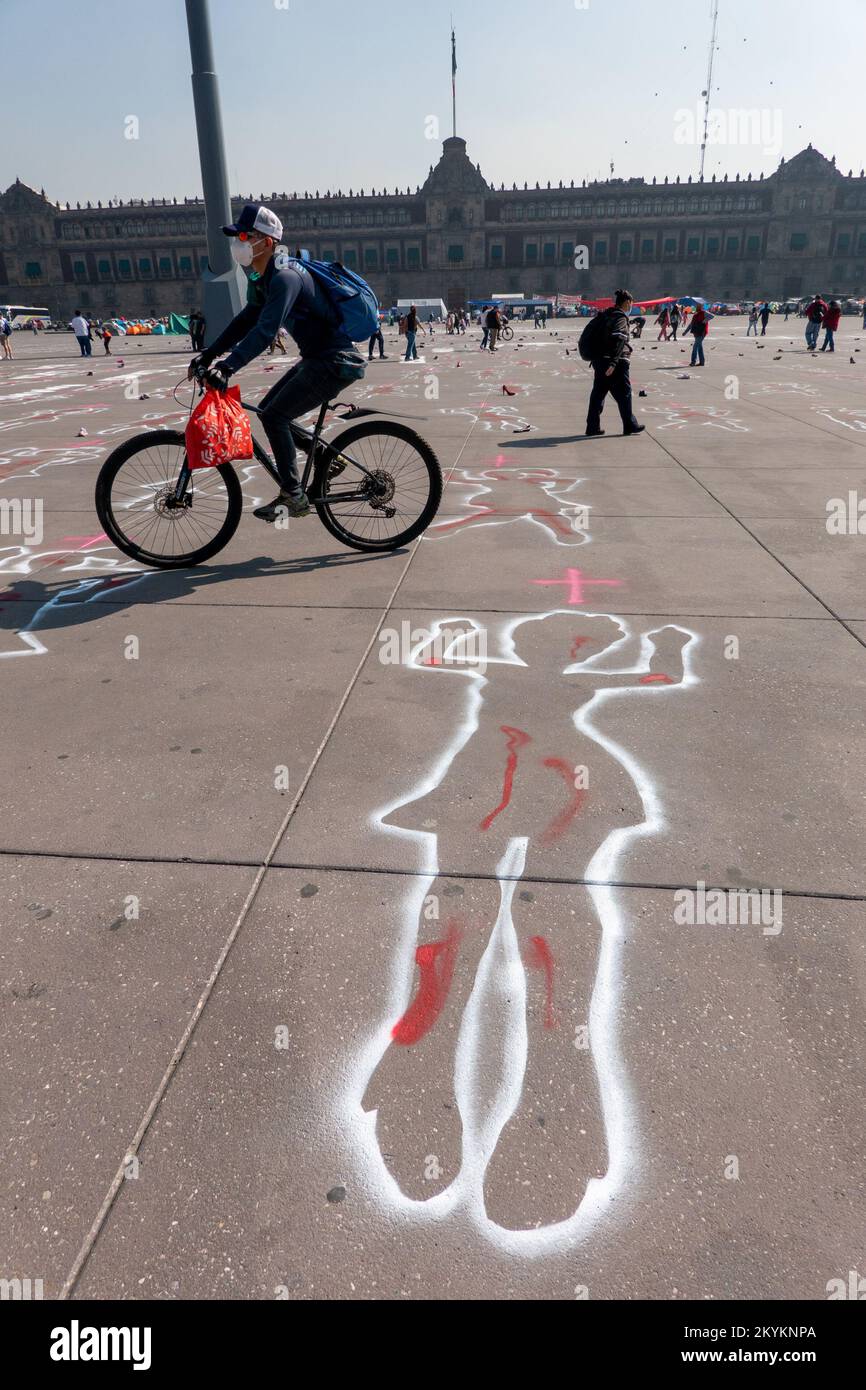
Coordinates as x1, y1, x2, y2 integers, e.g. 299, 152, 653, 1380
95, 364, 443, 569
500, 323, 514, 341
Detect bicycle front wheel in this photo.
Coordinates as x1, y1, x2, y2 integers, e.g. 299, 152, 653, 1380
95, 429, 244, 569
314, 421, 442, 552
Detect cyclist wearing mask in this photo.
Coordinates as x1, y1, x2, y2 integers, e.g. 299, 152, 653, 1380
190, 204, 365, 521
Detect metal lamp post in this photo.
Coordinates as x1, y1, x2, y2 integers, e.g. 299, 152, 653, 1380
185, 0, 246, 341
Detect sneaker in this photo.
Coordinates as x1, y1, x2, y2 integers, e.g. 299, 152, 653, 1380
253, 491, 311, 522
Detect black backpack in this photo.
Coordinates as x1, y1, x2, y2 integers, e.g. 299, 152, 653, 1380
578, 311, 609, 361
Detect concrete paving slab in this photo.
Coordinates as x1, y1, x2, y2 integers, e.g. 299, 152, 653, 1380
70, 872, 865, 1300
0, 599, 377, 860
0, 855, 254, 1296
273, 611, 865, 896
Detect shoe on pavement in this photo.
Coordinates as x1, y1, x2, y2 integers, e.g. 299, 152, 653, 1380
624, 424, 646, 436
253, 491, 311, 522
585, 429, 605, 437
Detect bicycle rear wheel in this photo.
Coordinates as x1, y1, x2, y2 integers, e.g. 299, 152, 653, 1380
95, 429, 244, 569
314, 421, 442, 552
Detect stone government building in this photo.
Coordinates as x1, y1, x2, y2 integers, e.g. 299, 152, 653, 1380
2, 137, 865, 320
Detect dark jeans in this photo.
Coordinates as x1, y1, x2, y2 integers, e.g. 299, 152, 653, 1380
258, 357, 355, 498
368, 329, 385, 358
76, 335, 91, 357
586, 359, 639, 433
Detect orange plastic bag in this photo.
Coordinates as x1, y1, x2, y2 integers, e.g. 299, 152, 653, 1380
185, 386, 253, 470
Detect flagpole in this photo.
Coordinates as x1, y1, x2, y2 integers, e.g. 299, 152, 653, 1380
451, 22, 457, 138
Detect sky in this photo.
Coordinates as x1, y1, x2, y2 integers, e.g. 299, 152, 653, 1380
2, 0, 864, 204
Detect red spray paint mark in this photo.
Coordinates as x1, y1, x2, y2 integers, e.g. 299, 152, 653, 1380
539, 757, 587, 845
531, 566, 622, 606
391, 919, 463, 1045
640, 673, 674, 685
41, 533, 108, 567
480, 725, 531, 831
570, 636, 592, 659
526, 935, 558, 1030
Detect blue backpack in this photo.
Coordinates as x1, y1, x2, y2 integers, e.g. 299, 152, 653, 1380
286, 252, 380, 342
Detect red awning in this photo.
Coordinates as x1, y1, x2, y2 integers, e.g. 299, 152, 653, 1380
582, 295, 678, 310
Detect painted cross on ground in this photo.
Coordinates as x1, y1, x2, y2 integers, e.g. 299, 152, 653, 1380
530, 567, 623, 605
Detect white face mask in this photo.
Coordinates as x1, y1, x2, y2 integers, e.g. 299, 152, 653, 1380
231, 236, 267, 268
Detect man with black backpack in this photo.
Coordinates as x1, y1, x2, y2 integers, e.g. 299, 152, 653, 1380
579, 289, 645, 437
190, 203, 367, 521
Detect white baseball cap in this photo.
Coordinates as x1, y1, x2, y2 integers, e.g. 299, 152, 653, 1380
222, 203, 283, 241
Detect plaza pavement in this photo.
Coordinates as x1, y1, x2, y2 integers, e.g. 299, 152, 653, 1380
0, 315, 864, 1300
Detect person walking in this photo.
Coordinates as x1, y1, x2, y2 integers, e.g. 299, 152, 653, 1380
819, 299, 841, 352
69, 309, 91, 357
759, 301, 771, 335
669, 302, 681, 340
404, 304, 422, 361
656, 305, 671, 340
584, 288, 645, 437
368, 320, 387, 359
0, 314, 13, 359
479, 305, 491, 350
486, 303, 503, 352
803, 294, 828, 350
102, 324, 113, 355
688, 304, 710, 365
746, 306, 759, 335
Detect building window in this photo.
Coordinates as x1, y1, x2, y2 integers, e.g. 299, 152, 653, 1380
641, 238, 655, 256
138, 258, 153, 277
25, 261, 42, 278
490, 244, 504, 264
746, 235, 760, 254
619, 240, 632, 259
594, 239, 607, 260
322, 248, 336, 263
343, 249, 358, 268
687, 237, 700, 256
706, 237, 720, 254
525, 244, 538, 263
407, 246, 421, 267
562, 241, 574, 262
118, 258, 132, 278
543, 242, 556, 263
858, 234, 866, 251
178, 256, 193, 274
790, 232, 808, 251
98, 259, 112, 279
364, 248, 378, 268
835, 233, 851, 252
725, 237, 739, 256
73, 260, 87, 280
447, 244, 464, 262
159, 257, 173, 277
386, 247, 399, 266
663, 237, 677, 256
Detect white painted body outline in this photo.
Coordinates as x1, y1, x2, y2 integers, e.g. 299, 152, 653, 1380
344, 611, 699, 1252
429, 467, 591, 548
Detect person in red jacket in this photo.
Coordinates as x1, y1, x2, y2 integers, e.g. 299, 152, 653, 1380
820, 299, 841, 352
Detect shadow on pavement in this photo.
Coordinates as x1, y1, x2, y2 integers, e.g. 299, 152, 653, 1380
0, 549, 395, 639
